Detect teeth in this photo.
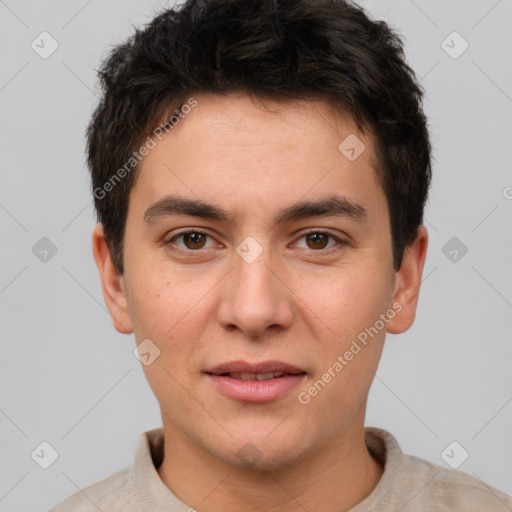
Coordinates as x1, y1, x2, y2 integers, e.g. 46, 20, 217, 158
256, 372, 280, 381
228, 372, 285, 381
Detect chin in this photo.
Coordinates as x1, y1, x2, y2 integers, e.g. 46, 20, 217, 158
210, 430, 314, 472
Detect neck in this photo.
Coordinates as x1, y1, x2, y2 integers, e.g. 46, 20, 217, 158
156, 418, 383, 512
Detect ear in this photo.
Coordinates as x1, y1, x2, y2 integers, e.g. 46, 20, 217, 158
387, 226, 428, 334
91, 223, 133, 334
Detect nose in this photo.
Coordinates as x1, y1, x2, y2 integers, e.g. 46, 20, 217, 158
216, 242, 294, 338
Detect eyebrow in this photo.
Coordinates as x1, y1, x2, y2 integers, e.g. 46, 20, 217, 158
143, 194, 368, 225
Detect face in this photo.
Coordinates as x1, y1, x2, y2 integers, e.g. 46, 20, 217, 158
94, 92, 426, 470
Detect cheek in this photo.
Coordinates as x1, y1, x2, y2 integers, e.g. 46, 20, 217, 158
298, 267, 392, 408
127, 269, 220, 384
128, 270, 199, 338
130, 274, 210, 408
298, 266, 392, 346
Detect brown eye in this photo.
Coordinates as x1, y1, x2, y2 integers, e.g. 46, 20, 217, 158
293, 230, 347, 254
305, 232, 330, 250
166, 230, 215, 251
182, 231, 208, 249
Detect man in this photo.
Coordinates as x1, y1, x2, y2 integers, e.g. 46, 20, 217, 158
51, 0, 512, 510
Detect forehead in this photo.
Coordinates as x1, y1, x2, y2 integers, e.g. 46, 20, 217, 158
129, 92, 386, 224
159, 93, 377, 161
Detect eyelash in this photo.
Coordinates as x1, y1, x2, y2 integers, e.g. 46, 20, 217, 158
164, 229, 349, 255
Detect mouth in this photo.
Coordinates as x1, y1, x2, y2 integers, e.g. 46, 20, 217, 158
207, 371, 305, 381
204, 361, 307, 402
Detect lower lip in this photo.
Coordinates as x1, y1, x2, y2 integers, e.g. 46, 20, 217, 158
205, 373, 307, 402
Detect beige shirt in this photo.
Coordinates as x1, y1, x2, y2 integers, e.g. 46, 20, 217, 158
51, 427, 512, 511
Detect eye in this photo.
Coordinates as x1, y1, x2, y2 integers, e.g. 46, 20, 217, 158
165, 230, 217, 251
293, 230, 346, 252
164, 229, 348, 254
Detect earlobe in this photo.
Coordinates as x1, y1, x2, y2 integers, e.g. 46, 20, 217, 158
91, 224, 134, 334
387, 226, 428, 335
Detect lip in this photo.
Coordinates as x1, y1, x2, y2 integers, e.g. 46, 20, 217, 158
207, 360, 305, 375
204, 360, 307, 403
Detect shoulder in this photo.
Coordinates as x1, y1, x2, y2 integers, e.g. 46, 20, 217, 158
49, 465, 140, 512
399, 453, 512, 511
362, 428, 512, 512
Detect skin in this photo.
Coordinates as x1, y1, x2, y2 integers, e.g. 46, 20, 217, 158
92, 92, 428, 512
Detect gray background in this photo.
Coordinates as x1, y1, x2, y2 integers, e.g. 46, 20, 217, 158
1, 0, 511, 510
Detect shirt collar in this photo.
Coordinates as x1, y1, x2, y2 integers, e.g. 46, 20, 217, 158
132, 427, 190, 510
132, 426, 405, 511
349, 427, 407, 511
